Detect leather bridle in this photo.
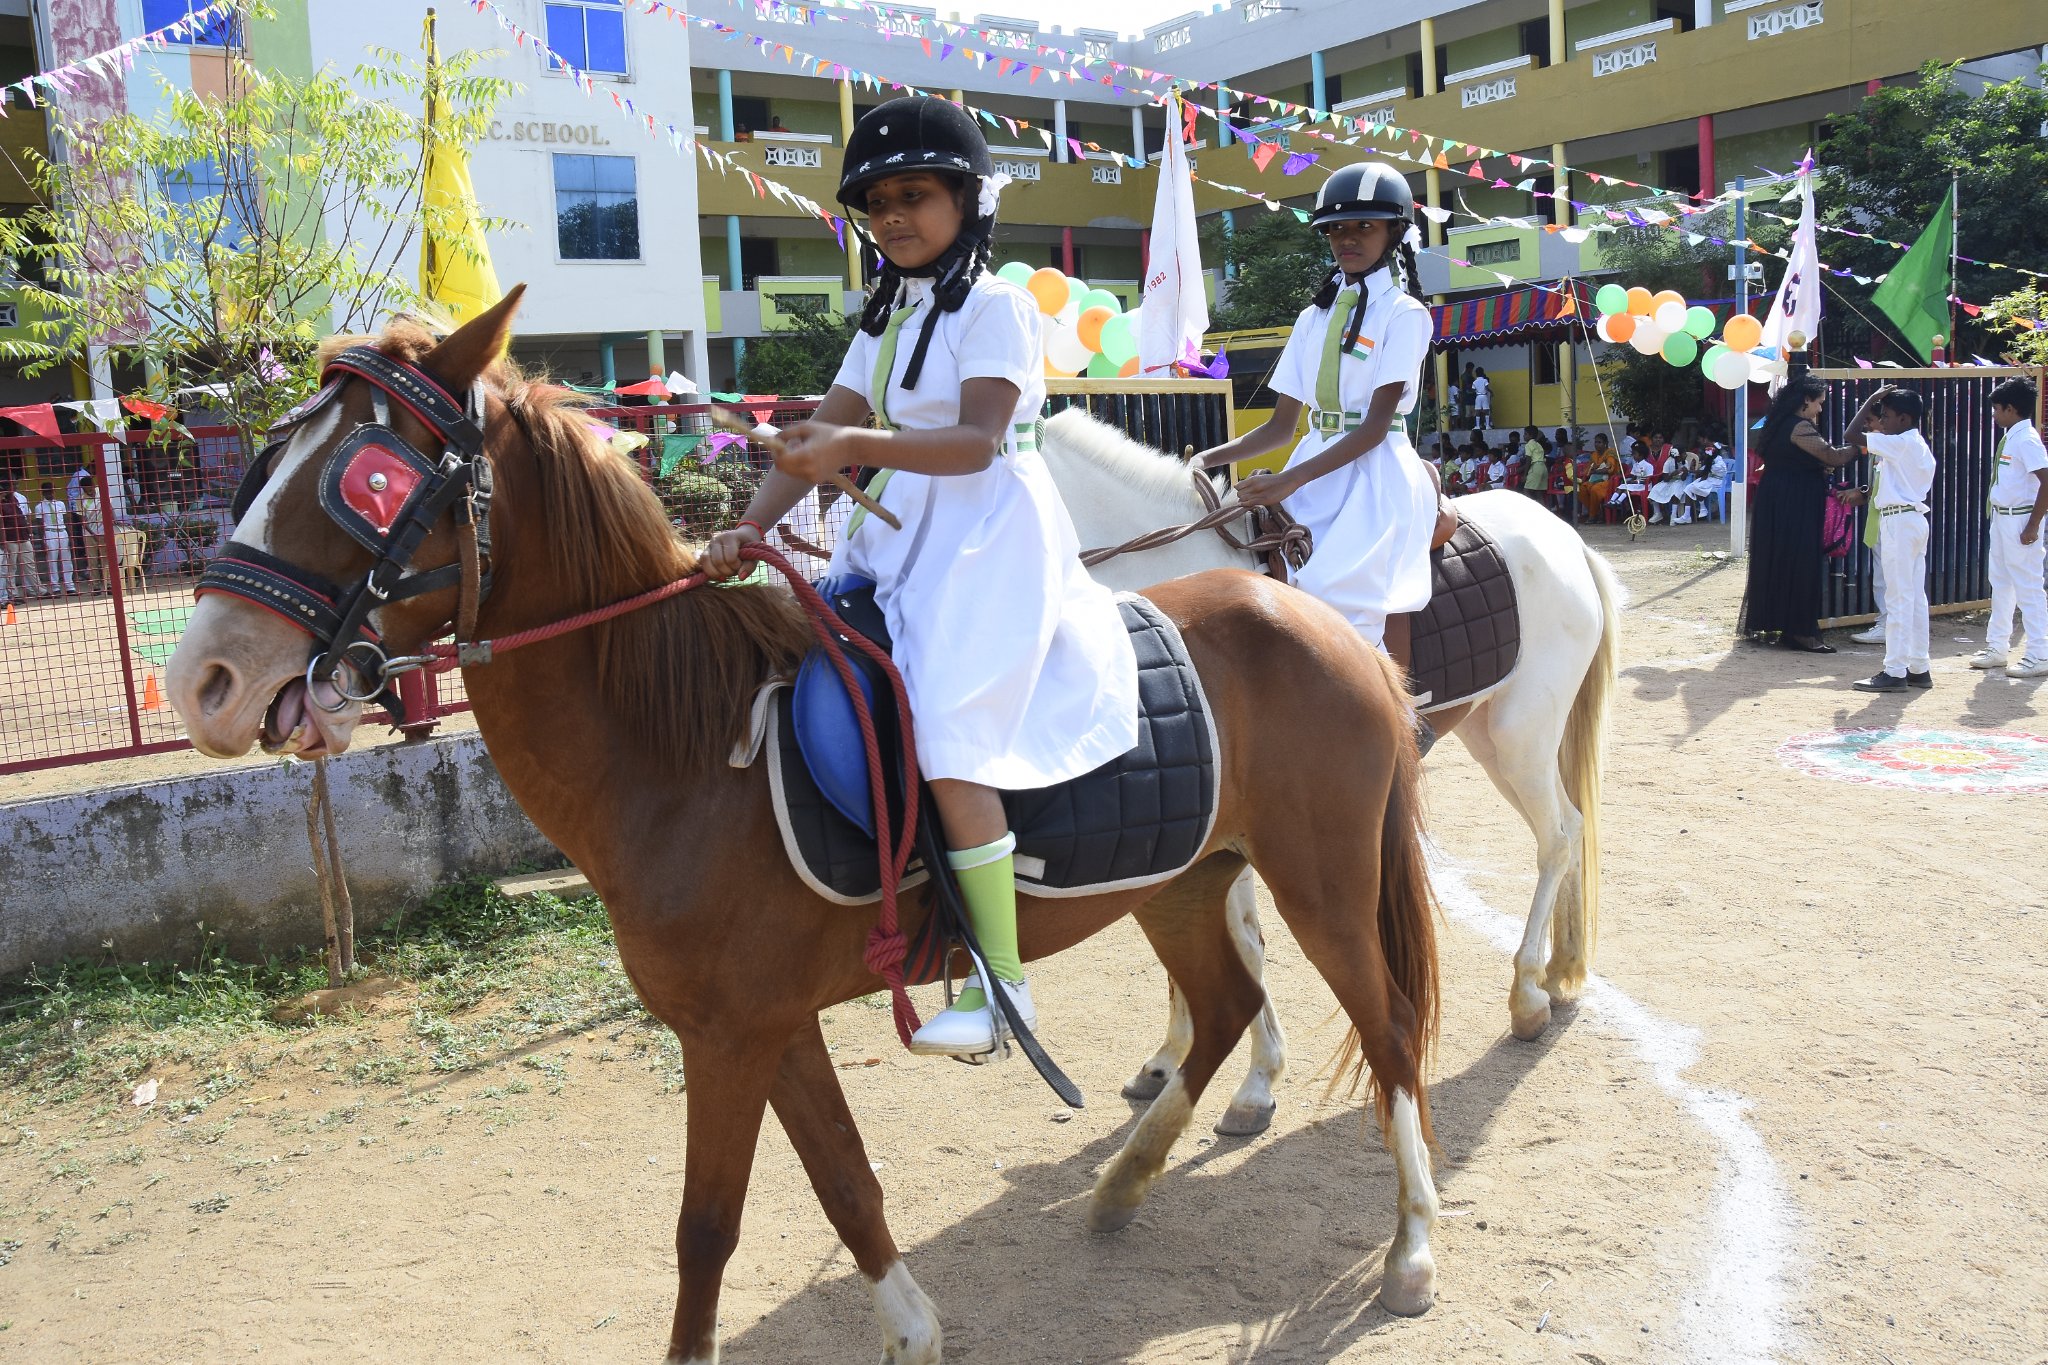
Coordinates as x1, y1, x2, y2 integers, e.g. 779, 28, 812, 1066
196, 347, 495, 722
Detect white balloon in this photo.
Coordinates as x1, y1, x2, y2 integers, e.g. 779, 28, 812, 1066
1056, 301, 1081, 327
1654, 301, 1688, 333
1629, 323, 1666, 356
1046, 321, 1092, 374
1713, 349, 1751, 390
1750, 355, 1785, 382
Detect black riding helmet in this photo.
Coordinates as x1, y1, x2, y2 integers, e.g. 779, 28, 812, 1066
1310, 162, 1416, 231
837, 95, 995, 212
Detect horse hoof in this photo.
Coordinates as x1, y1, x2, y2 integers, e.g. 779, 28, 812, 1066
1121, 1067, 1170, 1102
1379, 1246, 1437, 1317
1509, 1006, 1550, 1041
1213, 1100, 1276, 1137
1086, 1197, 1142, 1234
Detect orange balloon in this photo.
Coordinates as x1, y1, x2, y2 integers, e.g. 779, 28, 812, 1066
1027, 267, 1068, 316
1625, 286, 1654, 316
1076, 305, 1115, 353
1723, 313, 1763, 353
1118, 357, 1140, 378
1045, 356, 1077, 378
1606, 311, 1638, 343
1650, 289, 1686, 316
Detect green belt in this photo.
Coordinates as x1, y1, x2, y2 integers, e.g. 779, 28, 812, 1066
1991, 504, 2036, 515
1009, 420, 1037, 454
1878, 505, 1924, 517
1309, 408, 1364, 435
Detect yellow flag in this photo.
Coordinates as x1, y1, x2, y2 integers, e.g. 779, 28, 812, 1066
419, 11, 501, 325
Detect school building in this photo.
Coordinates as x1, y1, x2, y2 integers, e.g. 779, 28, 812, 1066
686, 0, 2046, 427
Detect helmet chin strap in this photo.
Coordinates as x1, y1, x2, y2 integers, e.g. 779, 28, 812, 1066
890, 212, 994, 391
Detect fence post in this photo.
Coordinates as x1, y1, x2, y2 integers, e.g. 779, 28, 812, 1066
93, 438, 147, 751
395, 669, 439, 741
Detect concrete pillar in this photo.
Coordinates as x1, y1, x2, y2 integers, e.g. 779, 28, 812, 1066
599, 338, 617, 386
646, 330, 666, 381
1062, 227, 1075, 276
949, 89, 963, 104
1548, 0, 1565, 66
1420, 18, 1438, 95
1425, 165, 1448, 432
1694, 0, 1713, 27
1216, 84, 1232, 146
1553, 140, 1575, 431
1132, 104, 1146, 162
1054, 99, 1069, 162
1310, 50, 1327, 113
1221, 209, 1236, 280
840, 79, 861, 291
1697, 115, 1716, 196
716, 68, 735, 141
725, 216, 743, 290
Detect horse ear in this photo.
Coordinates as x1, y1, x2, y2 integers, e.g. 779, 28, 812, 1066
422, 284, 526, 390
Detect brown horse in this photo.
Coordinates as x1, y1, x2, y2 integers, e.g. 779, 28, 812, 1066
165, 291, 1445, 1363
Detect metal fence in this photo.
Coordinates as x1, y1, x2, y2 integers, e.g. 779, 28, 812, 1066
1, 384, 1227, 775
1815, 367, 2042, 627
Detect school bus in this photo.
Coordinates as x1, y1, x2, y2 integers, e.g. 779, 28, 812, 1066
1205, 325, 1307, 473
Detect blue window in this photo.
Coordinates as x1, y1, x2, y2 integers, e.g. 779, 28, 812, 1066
141, 0, 238, 46
161, 156, 255, 248
554, 154, 639, 261
544, 1, 627, 76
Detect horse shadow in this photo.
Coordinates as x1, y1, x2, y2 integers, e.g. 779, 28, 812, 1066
722, 1021, 1571, 1363
1623, 636, 1881, 742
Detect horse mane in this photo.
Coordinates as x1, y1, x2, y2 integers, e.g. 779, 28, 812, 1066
1041, 407, 1207, 509
347, 322, 816, 783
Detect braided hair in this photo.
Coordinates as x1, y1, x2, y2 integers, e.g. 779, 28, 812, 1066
854, 175, 996, 391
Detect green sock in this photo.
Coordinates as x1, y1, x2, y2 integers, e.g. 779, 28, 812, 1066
946, 834, 1019, 1013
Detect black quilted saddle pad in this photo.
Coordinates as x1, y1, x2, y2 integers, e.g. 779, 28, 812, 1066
765, 595, 1219, 904
1411, 513, 1520, 712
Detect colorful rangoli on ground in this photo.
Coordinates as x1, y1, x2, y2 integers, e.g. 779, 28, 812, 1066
1776, 728, 2048, 795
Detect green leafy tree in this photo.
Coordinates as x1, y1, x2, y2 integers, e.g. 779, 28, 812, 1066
1204, 210, 1329, 332
1813, 61, 2048, 362
1984, 284, 2048, 367
738, 296, 858, 396
0, 34, 515, 448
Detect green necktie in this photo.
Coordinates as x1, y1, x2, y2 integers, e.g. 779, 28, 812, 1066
846, 305, 916, 540
1315, 286, 1361, 414
1988, 429, 2009, 516
1862, 462, 1882, 550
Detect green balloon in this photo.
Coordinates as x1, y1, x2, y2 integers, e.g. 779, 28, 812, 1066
1684, 305, 1716, 339
1085, 351, 1120, 379
1099, 314, 1139, 366
1595, 283, 1629, 317
1079, 288, 1123, 316
1700, 344, 1728, 377
1661, 331, 1699, 367
1064, 276, 1088, 310
996, 261, 1034, 289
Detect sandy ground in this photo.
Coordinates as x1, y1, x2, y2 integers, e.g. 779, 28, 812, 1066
4, 526, 2047, 1363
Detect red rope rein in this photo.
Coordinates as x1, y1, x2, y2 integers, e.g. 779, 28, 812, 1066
426, 542, 928, 1043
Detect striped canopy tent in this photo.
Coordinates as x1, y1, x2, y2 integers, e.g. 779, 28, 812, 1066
1430, 280, 1594, 349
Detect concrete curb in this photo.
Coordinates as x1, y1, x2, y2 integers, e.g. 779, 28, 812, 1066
0, 733, 557, 975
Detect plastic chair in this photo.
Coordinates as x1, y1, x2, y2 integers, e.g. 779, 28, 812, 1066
1712, 463, 1735, 522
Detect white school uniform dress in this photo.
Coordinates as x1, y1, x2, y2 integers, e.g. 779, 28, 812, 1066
826, 273, 1138, 790
1865, 427, 1937, 677
1268, 265, 1437, 648
1648, 452, 1681, 508
1986, 417, 2048, 662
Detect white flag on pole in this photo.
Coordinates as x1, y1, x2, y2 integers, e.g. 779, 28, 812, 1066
1137, 93, 1209, 377
1758, 149, 1821, 385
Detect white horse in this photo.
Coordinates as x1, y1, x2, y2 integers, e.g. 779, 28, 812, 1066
1039, 407, 1622, 1134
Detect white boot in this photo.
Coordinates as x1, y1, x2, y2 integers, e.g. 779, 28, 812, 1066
1969, 649, 2010, 670
908, 976, 1035, 1060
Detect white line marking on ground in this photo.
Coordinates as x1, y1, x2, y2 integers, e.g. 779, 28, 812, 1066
1425, 845, 1796, 1364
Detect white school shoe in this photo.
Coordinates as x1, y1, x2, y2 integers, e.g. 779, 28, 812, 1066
1849, 625, 1887, 645
2007, 657, 2048, 680
1968, 649, 2009, 670
908, 976, 1035, 1060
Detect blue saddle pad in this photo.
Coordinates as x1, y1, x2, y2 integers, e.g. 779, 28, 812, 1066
791, 574, 891, 837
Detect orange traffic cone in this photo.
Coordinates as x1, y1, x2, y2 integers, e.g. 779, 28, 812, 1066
143, 673, 164, 712
3, 602, 15, 626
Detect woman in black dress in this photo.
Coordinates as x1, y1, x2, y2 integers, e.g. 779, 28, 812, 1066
1738, 374, 1884, 651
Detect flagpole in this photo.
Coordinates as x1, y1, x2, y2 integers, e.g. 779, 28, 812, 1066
1947, 170, 1959, 360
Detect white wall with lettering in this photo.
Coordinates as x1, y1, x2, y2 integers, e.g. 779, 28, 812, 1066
306, 1, 709, 377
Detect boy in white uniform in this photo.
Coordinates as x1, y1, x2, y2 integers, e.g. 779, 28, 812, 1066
1972, 376, 2048, 679
704, 97, 1139, 1058
1851, 387, 1936, 692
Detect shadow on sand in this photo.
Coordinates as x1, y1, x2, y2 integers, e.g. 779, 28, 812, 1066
723, 1019, 1573, 1363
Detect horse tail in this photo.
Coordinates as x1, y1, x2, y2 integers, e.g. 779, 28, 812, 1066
1331, 654, 1441, 1147
1549, 545, 1621, 999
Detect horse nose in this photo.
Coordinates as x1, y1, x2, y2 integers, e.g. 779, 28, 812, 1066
193, 659, 240, 719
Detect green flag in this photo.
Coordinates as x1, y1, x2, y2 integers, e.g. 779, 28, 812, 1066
1871, 188, 1953, 364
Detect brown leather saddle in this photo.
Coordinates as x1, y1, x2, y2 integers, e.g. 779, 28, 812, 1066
1405, 505, 1521, 713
